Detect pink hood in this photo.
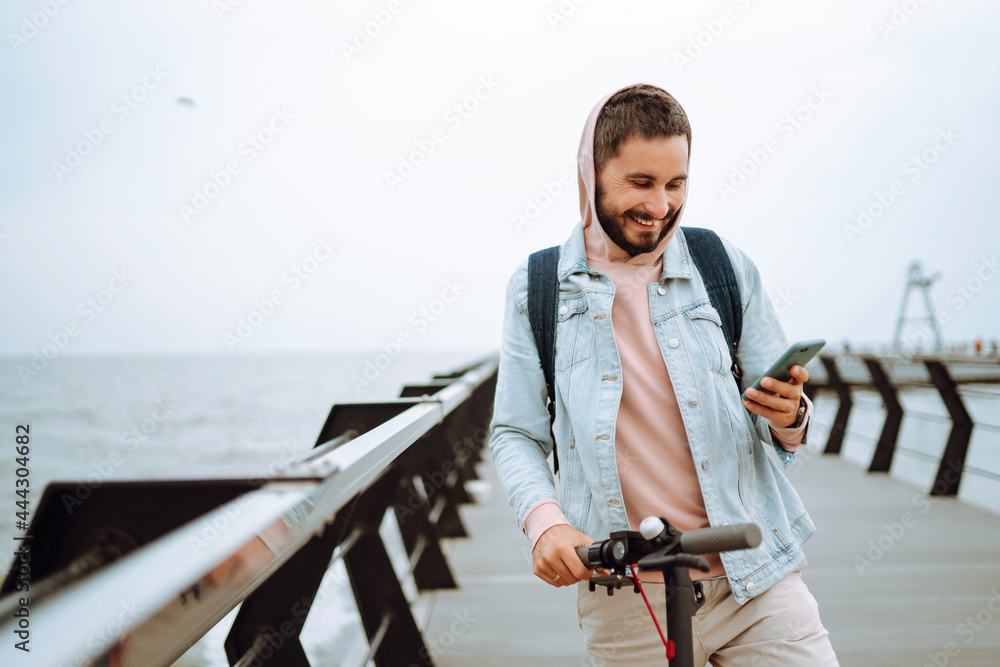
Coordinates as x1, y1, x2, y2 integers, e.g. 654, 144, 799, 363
577, 84, 690, 266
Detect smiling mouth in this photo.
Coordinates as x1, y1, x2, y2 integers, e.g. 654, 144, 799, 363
628, 213, 660, 228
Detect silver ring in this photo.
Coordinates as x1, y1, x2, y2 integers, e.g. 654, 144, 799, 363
553, 574, 561, 583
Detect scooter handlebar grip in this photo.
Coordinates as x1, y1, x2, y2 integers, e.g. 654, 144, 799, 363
679, 523, 761, 555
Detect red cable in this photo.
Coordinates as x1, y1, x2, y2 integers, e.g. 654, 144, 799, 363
630, 563, 672, 659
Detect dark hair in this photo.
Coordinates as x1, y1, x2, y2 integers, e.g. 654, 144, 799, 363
593, 85, 691, 170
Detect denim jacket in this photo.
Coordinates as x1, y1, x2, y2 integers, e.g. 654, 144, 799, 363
489, 223, 815, 604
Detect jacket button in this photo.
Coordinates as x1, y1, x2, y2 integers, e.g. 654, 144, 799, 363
559, 305, 568, 315
701, 459, 709, 470
745, 581, 755, 593
669, 338, 679, 348
689, 398, 698, 406
657, 285, 667, 295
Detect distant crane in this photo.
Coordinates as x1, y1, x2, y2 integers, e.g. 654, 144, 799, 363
891, 260, 943, 354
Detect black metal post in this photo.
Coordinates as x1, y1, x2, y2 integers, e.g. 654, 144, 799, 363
819, 355, 853, 455
392, 468, 458, 591
344, 470, 433, 667
925, 360, 974, 496
864, 357, 904, 473
224, 518, 346, 667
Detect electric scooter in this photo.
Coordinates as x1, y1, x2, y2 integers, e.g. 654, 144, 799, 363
576, 517, 761, 667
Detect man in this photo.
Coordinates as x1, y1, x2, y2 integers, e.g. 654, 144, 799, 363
489, 84, 839, 665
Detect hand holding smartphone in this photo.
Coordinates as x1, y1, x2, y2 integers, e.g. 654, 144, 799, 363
741, 339, 826, 402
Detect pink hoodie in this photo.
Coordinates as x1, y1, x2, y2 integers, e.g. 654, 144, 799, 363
524, 85, 810, 582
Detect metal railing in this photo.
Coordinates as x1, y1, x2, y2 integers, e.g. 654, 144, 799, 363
805, 353, 999, 498
838, 339, 1000, 360
0, 355, 498, 667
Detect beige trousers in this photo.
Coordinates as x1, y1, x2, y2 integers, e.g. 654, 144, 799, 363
577, 560, 839, 666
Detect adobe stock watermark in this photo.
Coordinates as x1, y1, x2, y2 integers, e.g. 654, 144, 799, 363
878, 0, 929, 40
943, 254, 999, 314
924, 586, 1000, 667
770, 286, 799, 316
394, 427, 487, 525
223, 236, 338, 352
747, 617, 813, 666
544, 0, 589, 30
672, 0, 753, 73
784, 438, 821, 475
7, 0, 74, 53
340, 0, 406, 62
179, 107, 294, 224
384, 76, 501, 192
214, 0, 253, 20
85, 599, 145, 659
409, 610, 478, 665
843, 127, 958, 243
190, 441, 307, 557
188, 495, 255, 556
350, 278, 468, 393
248, 439, 301, 484
61, 397, 180, 515
17, 268, 135, 384
717, 85, 833, 202
598, 583, 669, 664
234, 560, 354, 666
511, 166, 575, 233
853, 491, 931, 575
51, 66, 168, 182
569, 583, 679, 665
120, 397, 180, 448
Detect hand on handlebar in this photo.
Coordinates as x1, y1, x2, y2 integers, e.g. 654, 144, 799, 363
532, 524, 595, 588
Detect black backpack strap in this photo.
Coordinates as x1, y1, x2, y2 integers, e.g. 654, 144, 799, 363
527, 245, 560, 472
682, 227, 743, 389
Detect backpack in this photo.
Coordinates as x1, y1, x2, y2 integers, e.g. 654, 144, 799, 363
527, 226, 743, 473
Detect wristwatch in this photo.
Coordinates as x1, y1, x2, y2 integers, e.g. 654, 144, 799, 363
790, 397, 807, 428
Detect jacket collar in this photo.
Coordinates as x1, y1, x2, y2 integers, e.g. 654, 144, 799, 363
558, 221, 694, 283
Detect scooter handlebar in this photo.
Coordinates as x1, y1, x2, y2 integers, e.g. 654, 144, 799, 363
679, 523, 761, 555
576, 542, 609, 570
575, 522, 762, 570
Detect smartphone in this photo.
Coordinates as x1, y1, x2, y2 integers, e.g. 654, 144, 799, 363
741, 339, 826, 402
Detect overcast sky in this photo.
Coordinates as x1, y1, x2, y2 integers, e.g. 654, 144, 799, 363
2, 0, 998, 360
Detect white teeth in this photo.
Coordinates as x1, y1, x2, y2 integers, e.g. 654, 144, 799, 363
632, 216, 656, 227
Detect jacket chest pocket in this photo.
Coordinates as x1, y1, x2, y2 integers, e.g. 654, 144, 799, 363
684, 303, 730, 377
554, 295, 593, 372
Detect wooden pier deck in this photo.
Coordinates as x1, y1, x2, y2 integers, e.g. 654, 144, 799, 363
422, 438, 1000, 666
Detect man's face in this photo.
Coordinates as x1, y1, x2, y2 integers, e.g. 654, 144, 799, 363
594, 134, 689, 257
